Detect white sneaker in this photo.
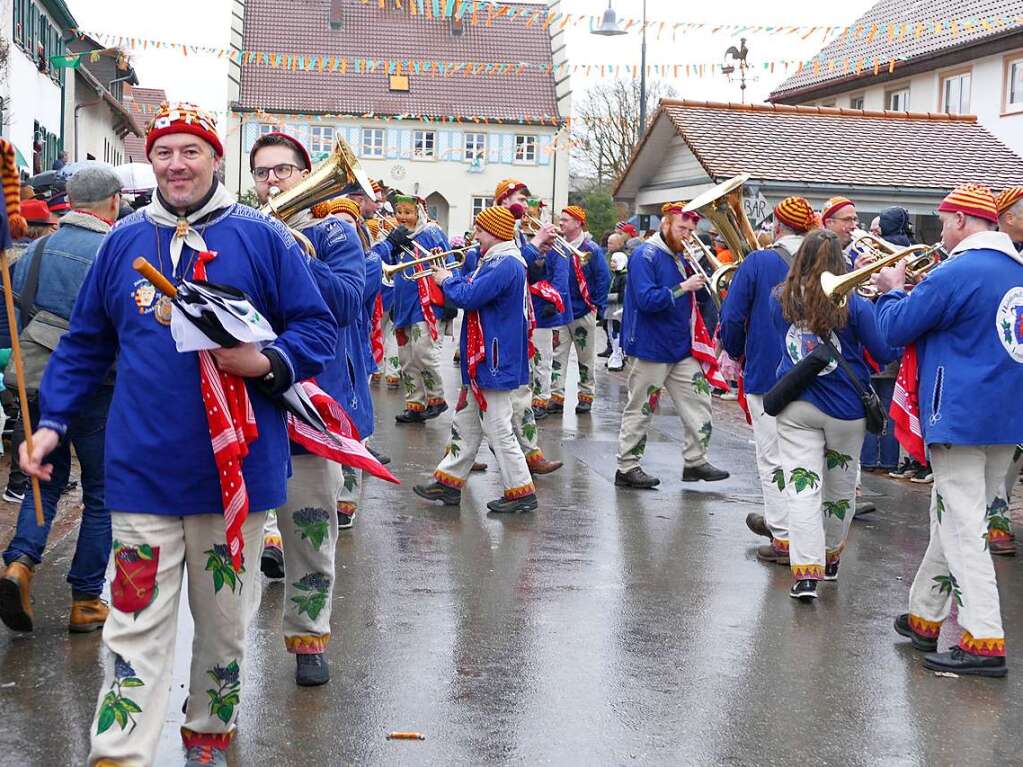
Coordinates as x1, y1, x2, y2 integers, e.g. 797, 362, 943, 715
607, 350, 625, 371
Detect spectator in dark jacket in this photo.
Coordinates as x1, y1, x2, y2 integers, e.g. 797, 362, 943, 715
879, 206, 913, 248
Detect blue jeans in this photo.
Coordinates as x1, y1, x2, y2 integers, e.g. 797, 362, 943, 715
860, 377, 900, 470
3, 386, 112, 596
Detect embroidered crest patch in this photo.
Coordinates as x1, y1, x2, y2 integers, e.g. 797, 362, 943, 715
996, 286, 1023, 363
785, 324, 840, 376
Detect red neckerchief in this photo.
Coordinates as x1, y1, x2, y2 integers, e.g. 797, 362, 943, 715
414, 259, 440, 341
570, 246, 597, 313
463, 256, 490, 411
194, 251, 258, 573
527, 280, 565, 358
890, 344, 926, 464
370, 293, 384, 364
73, 208, 114, 226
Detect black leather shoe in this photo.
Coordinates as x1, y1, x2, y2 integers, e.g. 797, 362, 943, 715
413, 482, 461, 506
893, 614, 938, 652
367, 443, 391, 465
745, 513, 772, 540
615, 467, 660, 489
682, 463, 730, 482
533, 406, 548, 420
423, 402, 449, 420
296, 653, 330, 686
789, 579, 818, 601
395, 409, 427, 424
575, 401, 592, 414
486, 494, 539, 514
856, 501, 877, 515
260, 546, 285, 580
923, 646, 1007, 677
546, 401, 564, 414
598, 348, 612, 358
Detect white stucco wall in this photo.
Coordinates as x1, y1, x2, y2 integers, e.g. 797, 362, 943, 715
2, 38, 64, 170
225, 114, 569, 236
807, 46, 1023, 158
73, 98, 126, 165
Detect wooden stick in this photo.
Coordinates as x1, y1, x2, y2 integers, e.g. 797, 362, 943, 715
0, 248, 43, 526
132, 257, 177, 297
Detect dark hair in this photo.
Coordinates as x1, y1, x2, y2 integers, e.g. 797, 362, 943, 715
249, 134, 308, 171
779, 229, 849, 338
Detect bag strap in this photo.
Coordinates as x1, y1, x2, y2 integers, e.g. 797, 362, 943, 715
19, 234, 52, 330
820, 334, 870, 398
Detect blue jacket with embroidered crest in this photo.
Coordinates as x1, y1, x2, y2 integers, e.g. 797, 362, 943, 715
362, 243, 383, 376
38, 204, 337, 516
523, 233, 573, 329
442, 244, 529, 390
875, 236, 1023, 445
565, 237, 609, 319
621, 241, 693, 363
720, 248, 791, 394
386, 224, 450, 328
771, 292, 898, 420
300, 216, 373, 440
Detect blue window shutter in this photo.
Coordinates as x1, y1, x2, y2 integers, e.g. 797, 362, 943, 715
399, 130, 412, 159
243, 122, 260, 152
488, 133, 501, 163
387, 129, 400, 159
450, 130, 464, 162
438, 130, 450, 160
538, 135, 552, 166
500, 134, 514, 164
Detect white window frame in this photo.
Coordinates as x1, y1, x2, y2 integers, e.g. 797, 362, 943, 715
361, 127, 384, 158
885, 86, 910, 112
464, 131, 486, 164
1005, 54, 1023, 115
309, 125, 335, 162
849, 94, 865, 110
471, 196, 494, 218
514, 134, 537, 164
940, 69, 972, 115
413, 129, 436, 160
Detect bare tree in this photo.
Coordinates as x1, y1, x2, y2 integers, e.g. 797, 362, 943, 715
570, 80, 677, 186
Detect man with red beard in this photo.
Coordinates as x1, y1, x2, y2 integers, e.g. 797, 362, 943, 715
614, 203, 730, 489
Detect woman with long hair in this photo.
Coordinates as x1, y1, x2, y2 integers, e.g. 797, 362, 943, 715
771, 229, 898, 601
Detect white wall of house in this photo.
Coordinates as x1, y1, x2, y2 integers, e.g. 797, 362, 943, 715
2, 31, 63, 170
806, 46, 1023, 157
73, 99, 126, 165
224, 114, 569, 236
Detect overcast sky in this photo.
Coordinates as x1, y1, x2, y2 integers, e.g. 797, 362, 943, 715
65, 0, 876, 125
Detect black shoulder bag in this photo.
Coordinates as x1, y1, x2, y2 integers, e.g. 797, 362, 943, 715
820, 336, 887, 434
763, 344, 832, 416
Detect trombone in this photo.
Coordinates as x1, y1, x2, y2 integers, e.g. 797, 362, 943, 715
381, 246, 470, 287
679, 235, 724, 309
821, 242, 946, 306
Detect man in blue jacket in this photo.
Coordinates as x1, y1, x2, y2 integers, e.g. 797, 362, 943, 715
875, 184, 1023, 678
19, 105, 336, 765
250, 132, 364, 687
719, 196, 815, 564
0, 166, 123, 635
548, 206, 609, 415
615, 203, 729, 489
413, 206, 537, 514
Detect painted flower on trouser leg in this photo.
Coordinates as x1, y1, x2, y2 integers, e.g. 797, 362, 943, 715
96, 654, 144, 735
206, 661, 241, 725
291, 572, 331, 621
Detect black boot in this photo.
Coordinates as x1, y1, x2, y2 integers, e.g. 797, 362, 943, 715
413, 482, 462, 506
367, 443, 391, 465
575, 400, 592, 414
486, 493, 539, 514
395, 408, 427, 424
923, 646, 1006, 677
682, 463, 730, 482
423, 402, 449, 420
546, 401, 564, 414
296, 653, 330, 686
260, 545, 285, 580
893, 614, 938, 652
789, 579, 818, 601
614, 467, 660, 489
745, 513, 772, 539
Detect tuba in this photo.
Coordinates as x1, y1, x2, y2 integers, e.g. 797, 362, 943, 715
683, 173, 760, 301
260, 136, 375, 255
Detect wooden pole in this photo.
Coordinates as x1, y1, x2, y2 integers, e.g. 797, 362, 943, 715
0, 248, 43, 526
132, 257, 177, 297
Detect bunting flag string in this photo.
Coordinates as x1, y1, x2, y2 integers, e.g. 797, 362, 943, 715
71, 30, 902, 84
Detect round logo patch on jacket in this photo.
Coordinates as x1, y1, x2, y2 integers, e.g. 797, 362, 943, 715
996, 286, 1023, 363
785, 324, 840, 376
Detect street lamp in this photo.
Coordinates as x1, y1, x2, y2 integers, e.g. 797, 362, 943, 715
591, 1, 646, 143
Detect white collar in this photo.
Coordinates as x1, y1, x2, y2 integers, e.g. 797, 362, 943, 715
950, 230, 1023, 266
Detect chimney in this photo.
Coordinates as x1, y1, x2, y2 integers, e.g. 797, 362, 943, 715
329, 0, 343, 30
450, 17, 465, 36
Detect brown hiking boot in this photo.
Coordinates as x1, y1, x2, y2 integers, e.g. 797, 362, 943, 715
69, 597, 109, 633
990, 538, 1017, 556
0, 561, 34, 632
471, 462, 488, 473
756, 544, 789, 565
530, 458, 563, 475
745, 513, 773, 540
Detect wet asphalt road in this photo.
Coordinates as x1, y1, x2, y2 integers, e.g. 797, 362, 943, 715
2, 338, 1023, 766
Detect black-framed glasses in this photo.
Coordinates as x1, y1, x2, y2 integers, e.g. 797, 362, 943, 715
252, 163, 299, 181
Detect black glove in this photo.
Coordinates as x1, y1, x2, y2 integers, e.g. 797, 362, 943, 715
540, 304, 557, 320
386, 225, 412, 253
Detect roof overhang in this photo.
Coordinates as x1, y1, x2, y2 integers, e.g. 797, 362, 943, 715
229, 105, 565, 128
76, 67, 145, 137
41, 0, 76, 31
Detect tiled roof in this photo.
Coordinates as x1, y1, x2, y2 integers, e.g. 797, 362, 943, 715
236, 0, 559, 123
122, 85, 168, 163
616, 99, 1023, 194
770, 0, 1023, 100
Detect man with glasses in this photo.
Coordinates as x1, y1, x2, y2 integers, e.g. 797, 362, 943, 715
250, 131, 366, 687
821, 196, 859, 251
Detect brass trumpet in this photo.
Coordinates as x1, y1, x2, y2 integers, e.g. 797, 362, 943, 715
821, 242, 946, 306
523, 214, 591, 264
381, 247, 470, 287
680, 235, 724, 309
